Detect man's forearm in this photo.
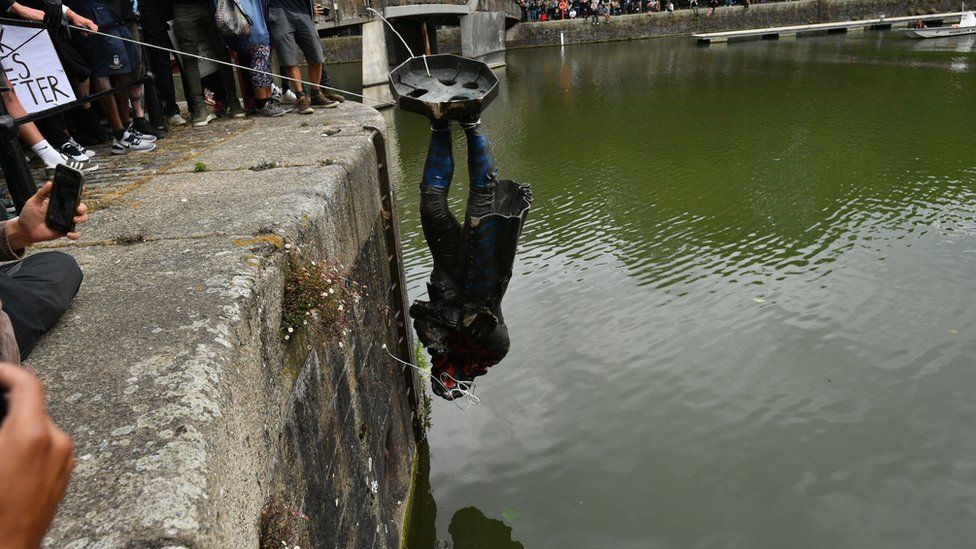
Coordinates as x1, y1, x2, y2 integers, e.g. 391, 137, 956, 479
8, 2, 45, 21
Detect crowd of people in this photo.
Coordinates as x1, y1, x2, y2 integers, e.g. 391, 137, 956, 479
519, 0, 753, 21
0, 0, 345, 175
0, 0, 350, 544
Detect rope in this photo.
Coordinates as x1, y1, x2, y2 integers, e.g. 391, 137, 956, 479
382, 344, 481, 411
366, 7, 431, 77
0, 16, 396, 107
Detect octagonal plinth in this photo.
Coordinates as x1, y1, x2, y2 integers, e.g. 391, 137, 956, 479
388, 54, 499, 121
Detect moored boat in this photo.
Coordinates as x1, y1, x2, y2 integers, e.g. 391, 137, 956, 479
904, 11, 976, 38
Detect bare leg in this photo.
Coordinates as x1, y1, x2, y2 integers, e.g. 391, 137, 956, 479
2, 87, 43, 146
307, 63, 323, 93
92, 76, 124, 132
283, 66, 303, 94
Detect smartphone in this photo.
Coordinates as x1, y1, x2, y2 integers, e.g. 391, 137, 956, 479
45, 163, 84, 234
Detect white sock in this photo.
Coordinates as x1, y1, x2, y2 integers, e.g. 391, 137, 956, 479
30, 140, 64, 168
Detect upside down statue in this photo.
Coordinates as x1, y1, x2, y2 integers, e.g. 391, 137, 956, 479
410, 116, 532, 400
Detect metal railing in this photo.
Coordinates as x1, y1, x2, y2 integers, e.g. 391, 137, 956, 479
0, 11, 164, 219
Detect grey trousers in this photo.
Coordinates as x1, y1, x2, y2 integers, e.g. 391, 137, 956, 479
171, 2, 239, 114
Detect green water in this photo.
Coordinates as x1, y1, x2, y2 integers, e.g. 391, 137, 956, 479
385, 32, 976, 548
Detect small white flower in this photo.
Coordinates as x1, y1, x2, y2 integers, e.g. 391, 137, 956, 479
321, 292, 327, 297
284, 335, 290, 340
287, 327, 294, 333
303, 320, 308, 325
338, 341, 344, 348
284, 243, 291, 249
329, 288, 335, 295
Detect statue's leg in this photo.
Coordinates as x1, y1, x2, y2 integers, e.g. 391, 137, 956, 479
462, 119, 499, 217
420, 119, 462, 276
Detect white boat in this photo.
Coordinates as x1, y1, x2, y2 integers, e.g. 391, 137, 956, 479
903, 11, 976, 38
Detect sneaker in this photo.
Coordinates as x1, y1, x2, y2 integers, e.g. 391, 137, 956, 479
59, 141, 90, 163
255, 98, 288, 118
282, 89, 298, 105
121, 132, 156, 152
294, 95, 313, 115
271, 83, 283, 101
132, 117, 163, 139
69, 137, 95, 158
323, 90, 346, 103
168, 113, 188, 127
126, 125, 157, 143
192, 110, 216, 127
111, 137, 128, 155
310, 92, 339, 109
228, 100, 246, 119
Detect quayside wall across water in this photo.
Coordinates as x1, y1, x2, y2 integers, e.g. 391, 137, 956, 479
506, 0, 963, 47
317, 0, 961, 62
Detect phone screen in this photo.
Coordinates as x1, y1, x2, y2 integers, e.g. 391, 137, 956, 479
46, 164, 84, 234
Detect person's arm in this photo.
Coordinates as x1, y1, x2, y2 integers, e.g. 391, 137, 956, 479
3, 182, 89, 253
64, 7, 98, 32
0, 362, 75, 548
6, 1, 46, 22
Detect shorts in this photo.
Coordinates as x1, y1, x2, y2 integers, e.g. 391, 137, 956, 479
68, 1, 138, 77
51, 34, 91, 81
267, 6, 324, 66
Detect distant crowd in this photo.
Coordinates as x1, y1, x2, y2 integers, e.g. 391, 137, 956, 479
519, 0, 759, 21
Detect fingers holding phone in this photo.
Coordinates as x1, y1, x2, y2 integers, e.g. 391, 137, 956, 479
45, 164, 85, 236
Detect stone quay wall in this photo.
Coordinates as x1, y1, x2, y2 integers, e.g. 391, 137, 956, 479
28, 103, 423, 547
506, 0, 962, 48
318, 0, 957, 64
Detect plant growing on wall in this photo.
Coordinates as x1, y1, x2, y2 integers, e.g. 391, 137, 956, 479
281, 247, 362, 344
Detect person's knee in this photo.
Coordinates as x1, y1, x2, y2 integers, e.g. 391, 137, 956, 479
37, 252, 83, 301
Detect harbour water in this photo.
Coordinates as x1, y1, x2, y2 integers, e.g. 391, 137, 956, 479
385, 31, 976, 548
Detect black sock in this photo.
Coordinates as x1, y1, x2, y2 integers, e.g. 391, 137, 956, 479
256, 98, 270, 109
114, 130, 125, 140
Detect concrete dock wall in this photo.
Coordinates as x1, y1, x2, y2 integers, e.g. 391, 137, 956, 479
506, 0, 961, 48
30, 104, 421, 547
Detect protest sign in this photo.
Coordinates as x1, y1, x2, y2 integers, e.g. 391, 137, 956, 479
0, 23, 77, 115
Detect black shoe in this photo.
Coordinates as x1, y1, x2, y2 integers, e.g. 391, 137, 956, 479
132, 117, 163, 139
73, 108, 110, 145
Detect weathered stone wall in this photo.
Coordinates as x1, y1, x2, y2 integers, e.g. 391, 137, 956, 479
31, 104, 421, 547
506, 0, 960, 47
322, 34, 365, 64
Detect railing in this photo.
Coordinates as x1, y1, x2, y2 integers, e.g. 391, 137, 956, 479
0, 16, 164, 219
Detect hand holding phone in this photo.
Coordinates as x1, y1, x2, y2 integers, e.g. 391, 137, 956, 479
45, 164, 85, 234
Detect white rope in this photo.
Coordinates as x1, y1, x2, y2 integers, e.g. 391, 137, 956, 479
62, 23, 395, 107
381, 344, 480, 411
365, 7, 431, 77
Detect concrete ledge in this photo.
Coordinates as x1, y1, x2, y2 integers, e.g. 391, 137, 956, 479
30, 103, 420, 547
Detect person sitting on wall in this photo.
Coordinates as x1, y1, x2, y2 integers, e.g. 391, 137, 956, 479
0, 183, 88, 363
914, 18, 928, 29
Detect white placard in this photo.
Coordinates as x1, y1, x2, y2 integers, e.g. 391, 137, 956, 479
0, 24, 77, 114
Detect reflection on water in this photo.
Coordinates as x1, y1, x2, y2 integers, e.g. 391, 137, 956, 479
389, 30, 976, 548
406, 442, 525, 548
